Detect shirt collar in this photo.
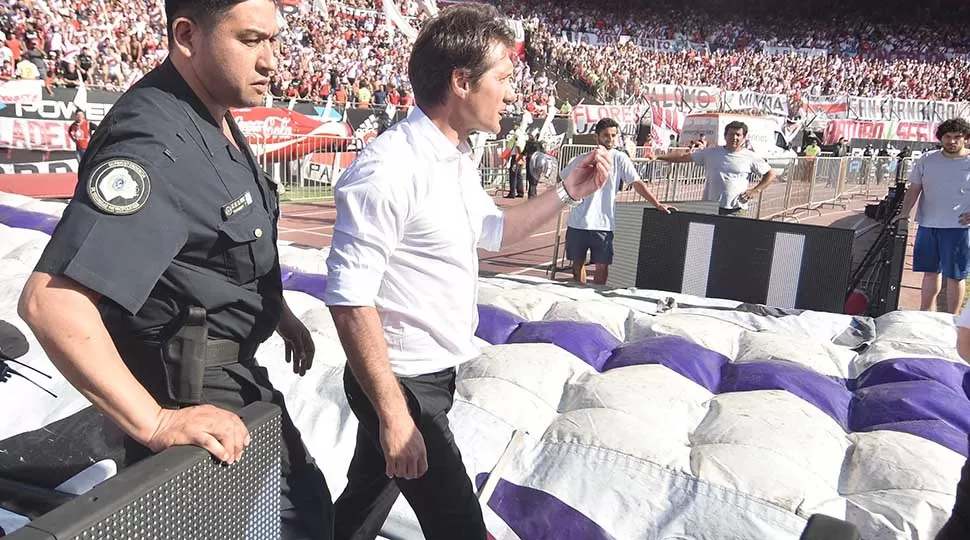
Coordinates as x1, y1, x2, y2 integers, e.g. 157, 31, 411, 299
407, 106, 472, 162
148, 58, 234, 158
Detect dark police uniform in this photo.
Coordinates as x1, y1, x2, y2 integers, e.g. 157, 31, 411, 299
33, 58, 333, 540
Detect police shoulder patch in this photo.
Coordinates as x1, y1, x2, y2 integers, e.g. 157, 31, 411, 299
86, 159, 152, 216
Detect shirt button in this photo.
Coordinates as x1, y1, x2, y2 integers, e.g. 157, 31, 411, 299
254, 228, 263, 238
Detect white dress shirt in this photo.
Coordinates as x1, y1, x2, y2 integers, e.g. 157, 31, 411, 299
324, 107, 505, 376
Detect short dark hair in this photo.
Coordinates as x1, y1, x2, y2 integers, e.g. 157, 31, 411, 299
408, 4, 515, 109
936, 118, 970, 141
165, 0, 260, 42
594, 118, 619, 134
724, 121, 748, 136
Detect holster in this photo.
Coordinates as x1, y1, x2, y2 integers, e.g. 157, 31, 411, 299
160, 306, 208, 406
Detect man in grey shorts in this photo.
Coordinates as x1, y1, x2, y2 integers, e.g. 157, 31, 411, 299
653, 121, 776, 216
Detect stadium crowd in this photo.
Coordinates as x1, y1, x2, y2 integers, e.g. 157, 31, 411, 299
514, 0, 970, 103
1, 0, 968, 108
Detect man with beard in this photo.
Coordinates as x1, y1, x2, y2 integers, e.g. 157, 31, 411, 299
897, 118, 970, 314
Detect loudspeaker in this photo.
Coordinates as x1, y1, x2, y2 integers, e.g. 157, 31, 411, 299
628, 210, 854, 312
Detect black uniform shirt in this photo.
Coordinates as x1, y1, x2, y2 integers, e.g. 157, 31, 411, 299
35, 58, 283, 346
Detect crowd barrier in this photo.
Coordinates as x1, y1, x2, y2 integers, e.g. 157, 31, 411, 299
5, 403, 282, 540
248, 135, 512, 202
546, 145, 915, 279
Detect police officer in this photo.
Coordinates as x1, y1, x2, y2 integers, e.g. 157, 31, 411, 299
17, 1, 332, 538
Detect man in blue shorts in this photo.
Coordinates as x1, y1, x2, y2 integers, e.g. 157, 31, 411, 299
561, 117, 672, 285
897, 118, 970, 314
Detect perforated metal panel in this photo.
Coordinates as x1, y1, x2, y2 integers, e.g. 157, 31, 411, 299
12, 402, 281, 540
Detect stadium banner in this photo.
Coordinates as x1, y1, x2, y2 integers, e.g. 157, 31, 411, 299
848, 96, 970, 122
721, 91, 789, 117
641, 84, 721, 113
0, 157, 78, 174
0, 117, 75, 152
822, 119, 940, 145
0, 80, 44, 105
764, 46, 829, 57
846, 96, 895, 122
561, 31, 600, 46
641, 39, 709, 53
800, 94, 849, 120
571, 104, 650, 136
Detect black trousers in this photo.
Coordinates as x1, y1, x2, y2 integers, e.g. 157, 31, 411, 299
333, 366, 486, 540
938, 456, 970, 539
507, 165, 524, 197
125, 359, 334, 540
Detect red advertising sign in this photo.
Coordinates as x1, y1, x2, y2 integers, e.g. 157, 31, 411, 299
231, 107, 354, 160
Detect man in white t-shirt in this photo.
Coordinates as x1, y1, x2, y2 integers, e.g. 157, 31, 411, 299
560, 117, 672, 285
897, 118, 970, 314
653, 121, 775, 215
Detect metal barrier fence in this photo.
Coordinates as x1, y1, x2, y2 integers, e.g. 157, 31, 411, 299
249, 135, 512, 202
547, 145, 916, 279
249, 135, 358, 202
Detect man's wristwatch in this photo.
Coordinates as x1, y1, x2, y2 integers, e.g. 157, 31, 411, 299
557, 182, 582, 208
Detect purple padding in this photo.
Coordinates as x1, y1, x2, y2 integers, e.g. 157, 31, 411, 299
858, 419, 970, 458
0, 205, 21, 222
476, 474, 616, 540
1, 208, 60, 235
602, 336, 727, 393
850, 380, 970, 435
279, 267, 328, 302
852, 357, 970, 397
508, 321, 621, 372
477, 304, 526, 345
721, 361, 852, 430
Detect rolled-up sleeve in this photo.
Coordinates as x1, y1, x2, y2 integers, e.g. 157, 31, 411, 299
324, 157, 410, 306
477, 197, 505, 252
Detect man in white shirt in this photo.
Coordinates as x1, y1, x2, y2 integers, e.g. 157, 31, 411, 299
897, 118, 970, 314
561, 117, 673, 285
653, 121, 775, 216
323, 5, 610, 539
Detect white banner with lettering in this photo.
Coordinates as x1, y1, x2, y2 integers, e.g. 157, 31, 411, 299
722, 91, 789, 117
0, 80, 43, 105
763, 46, 829, 58
848, 96, 970, 122
640, 39, 709, 53
571, 104, 650, 136
640, 84, 721, 113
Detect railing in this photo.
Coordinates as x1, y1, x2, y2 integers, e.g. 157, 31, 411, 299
249, 134, 513, 202
547, 145, 915, 279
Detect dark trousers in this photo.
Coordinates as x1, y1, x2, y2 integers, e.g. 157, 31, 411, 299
527, 170, 538, 199
938, 457, 970, 539
124, 359, 334, 540
334, 366, 486, 540
506, 165, 524, 197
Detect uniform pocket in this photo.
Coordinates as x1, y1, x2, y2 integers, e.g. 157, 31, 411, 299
218, 207, 275, 284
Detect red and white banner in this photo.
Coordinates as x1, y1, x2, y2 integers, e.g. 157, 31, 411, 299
641, 84, 721, 113
0, 118, 74, 151
722, 91, 789, 117
232, 107, 354, 160
0, 157, 78, 174
822, 119, 940, 145
571, 104, 650, 135
0, 80, 43, 105
801, 95, 849, 120
648, 105, 686, 149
